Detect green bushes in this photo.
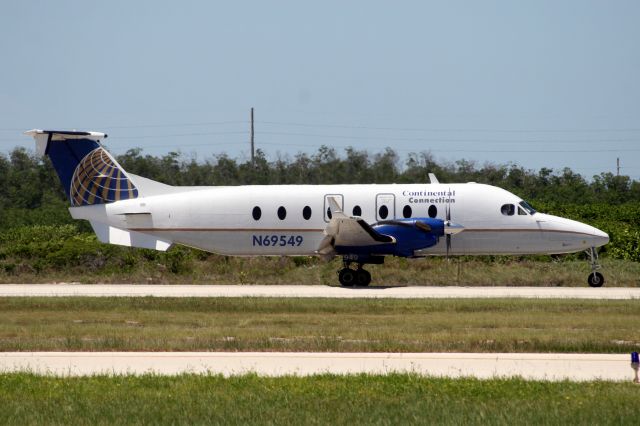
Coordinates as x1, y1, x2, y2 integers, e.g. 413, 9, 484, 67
158, 247, 194, 274
607, 228, 640, 262
0, 225, 82, 259
0, 225, 119, 273
0, 224, 200, 278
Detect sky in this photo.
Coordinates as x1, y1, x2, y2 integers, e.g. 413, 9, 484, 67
1, 1, 639, 179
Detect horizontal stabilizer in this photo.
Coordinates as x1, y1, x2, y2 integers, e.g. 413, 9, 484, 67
25, 129, 107, 156
90, 222, 171, 251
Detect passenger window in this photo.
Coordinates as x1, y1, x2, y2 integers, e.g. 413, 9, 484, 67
501, 204, 515, 216
428, 205, 437, 218
518, 206, 527, 216
252, 206, 261, 221
277, 206, 286, 220
326, 207, 332, 220
403, 205, 412, 218
379, 205, 389, 219
302, 206, 312, 220
352, 205, 362, 216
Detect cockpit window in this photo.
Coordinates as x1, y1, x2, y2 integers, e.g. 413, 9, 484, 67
501, 204, 515, 216
518, 206, 527, 215
519, 201, 536, 215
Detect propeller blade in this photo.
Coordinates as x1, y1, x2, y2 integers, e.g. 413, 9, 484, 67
445, 187, 452, 260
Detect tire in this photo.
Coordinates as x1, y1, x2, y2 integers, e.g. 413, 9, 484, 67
588, 272, 604, 288
339, 268, 356, 287
356, 269, 371, 286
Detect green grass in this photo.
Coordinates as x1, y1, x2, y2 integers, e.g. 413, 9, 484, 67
1, 297, 639, 353
0, 373, 638, 425
1, 255, 639, 287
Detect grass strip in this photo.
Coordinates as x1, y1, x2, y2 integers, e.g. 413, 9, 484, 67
2, 256, 639, 287
0, 373, 639, 425
1, 297, 639, 353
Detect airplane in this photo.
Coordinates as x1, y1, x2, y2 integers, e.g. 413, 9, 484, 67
25, 129, 610, 287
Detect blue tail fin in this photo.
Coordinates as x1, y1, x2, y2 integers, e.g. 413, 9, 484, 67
25, 129, 139, 206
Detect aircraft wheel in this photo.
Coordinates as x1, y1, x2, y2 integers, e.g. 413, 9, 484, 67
339, 268, 356, 287
588, 272, 604, 288
356, 269, 371, 286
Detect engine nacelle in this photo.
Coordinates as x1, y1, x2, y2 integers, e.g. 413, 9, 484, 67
334, 217, 445, 260
372, 218, 444, 257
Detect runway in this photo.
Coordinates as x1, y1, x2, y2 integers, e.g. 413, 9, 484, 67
0, 352, 635, 381
0, 284, 639, 299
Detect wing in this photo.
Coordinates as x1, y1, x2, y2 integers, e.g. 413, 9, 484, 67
316, 197, 395, 257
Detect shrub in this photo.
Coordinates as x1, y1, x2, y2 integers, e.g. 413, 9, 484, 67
159, 247, 194, 274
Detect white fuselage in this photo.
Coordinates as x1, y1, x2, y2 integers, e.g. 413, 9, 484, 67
71, 182, 609, 257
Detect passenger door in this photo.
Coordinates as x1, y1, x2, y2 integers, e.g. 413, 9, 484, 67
375, 193, 395, 221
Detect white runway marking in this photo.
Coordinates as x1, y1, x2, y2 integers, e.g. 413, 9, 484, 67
0, 352, 635, 381
0, 284, 639, 299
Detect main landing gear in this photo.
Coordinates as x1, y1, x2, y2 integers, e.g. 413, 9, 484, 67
338, 260, 372, 287
586, 247, 604, 288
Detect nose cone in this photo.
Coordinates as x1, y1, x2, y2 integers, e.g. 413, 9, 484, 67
539, 214, 609, 251
444, 221, 464, 235
591, 227, 609, 248
573, 220, 609, 248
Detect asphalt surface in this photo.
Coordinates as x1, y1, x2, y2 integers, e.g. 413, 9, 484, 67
1, 352, 636, 381
0, 284, 639, 299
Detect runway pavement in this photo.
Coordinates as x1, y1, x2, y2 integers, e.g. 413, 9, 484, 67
0, 352, 636, 381
0, 284, 639, 299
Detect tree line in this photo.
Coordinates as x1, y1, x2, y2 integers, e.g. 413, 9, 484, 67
1, 145, 637, 212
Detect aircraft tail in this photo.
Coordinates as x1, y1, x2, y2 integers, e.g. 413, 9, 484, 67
25, 129, 139, 206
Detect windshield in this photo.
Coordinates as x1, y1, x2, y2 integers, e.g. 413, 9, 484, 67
519, 200, 537, 215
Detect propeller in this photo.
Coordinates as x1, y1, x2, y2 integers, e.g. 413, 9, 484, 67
445, 190, 452, 259
443, 187, 464, 259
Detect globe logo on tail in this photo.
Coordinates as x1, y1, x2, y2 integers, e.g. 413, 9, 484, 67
69, 147, 138, 206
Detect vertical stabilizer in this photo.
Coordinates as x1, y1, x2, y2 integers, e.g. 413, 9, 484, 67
25, 129, 139, 206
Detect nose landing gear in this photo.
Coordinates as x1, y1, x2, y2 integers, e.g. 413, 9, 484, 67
586, 247, 605, 288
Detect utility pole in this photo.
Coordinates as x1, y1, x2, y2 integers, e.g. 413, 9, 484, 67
617, 157, 620, 176
250, 107, 255, 166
